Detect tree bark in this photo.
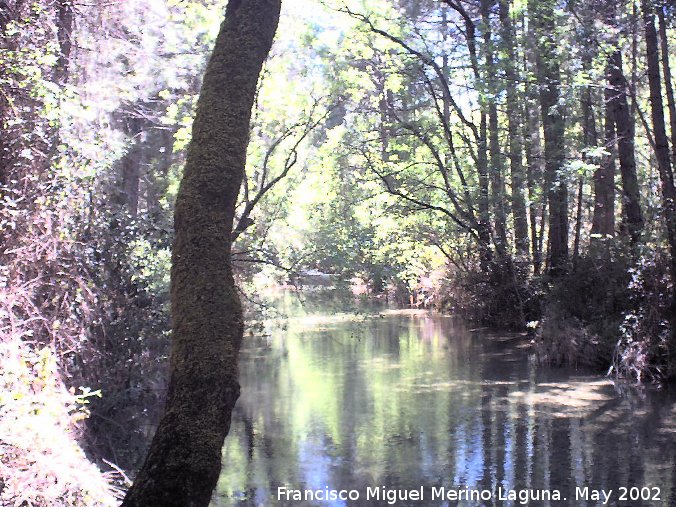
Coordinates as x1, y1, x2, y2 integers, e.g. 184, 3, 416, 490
658, 7, 676, 168
530, 0, 568, 276
572, 175, 583, 268
607, 52, 643, 244
522, 10, 545, 275
441, 6, 451, 127
54, 0, 73, 85
121, 1, 281, 506
445, 0, 492, 270
482, 0, 509, 258
499, 0, 529, 257
575, 44, 598, 266
478, 111, 493, 270
643, 0, 676, 309
591, 85, 616, 237
115, 112, 144, 217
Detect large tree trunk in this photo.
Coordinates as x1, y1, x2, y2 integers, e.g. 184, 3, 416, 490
530, 0, 568, 276
643, 0, 676, 312
607, 52, 644, 244
121, 1, 281, 506
499, 0, 529, 258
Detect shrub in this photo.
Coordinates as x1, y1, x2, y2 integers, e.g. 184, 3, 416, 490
0, 340, 122, 506
441, 257, 543, 331
533, 304, 605, 368
612, 254, 674, 382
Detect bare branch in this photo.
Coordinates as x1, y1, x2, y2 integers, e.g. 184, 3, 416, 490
232, 99, 340, 240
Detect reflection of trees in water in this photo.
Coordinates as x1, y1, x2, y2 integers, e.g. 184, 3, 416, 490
213, 312, 676, 506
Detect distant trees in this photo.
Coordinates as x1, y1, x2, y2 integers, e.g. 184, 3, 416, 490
313, 0, 675, 378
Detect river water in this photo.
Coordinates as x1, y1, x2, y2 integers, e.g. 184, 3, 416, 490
211, 296, 675, 506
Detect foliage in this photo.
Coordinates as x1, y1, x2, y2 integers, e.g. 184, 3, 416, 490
441, 259, 543, 331
0, 312, 122, 506
534, 242, 675, 380
613, 253, 674, 382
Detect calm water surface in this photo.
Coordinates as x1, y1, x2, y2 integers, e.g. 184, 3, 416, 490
211, 299, 676, 506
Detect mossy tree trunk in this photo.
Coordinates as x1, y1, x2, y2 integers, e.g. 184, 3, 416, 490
121, 1, 281, 506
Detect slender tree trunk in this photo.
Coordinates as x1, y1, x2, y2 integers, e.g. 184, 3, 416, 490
499, 0, 529, 257
575, 50, 598, 266
572, 176, 583, 269
378, 72, 390, 162
523, 11, 544, 275
524, 99, 544, 275
592, 85, 616, 237
113, 113, 144, 217
146, 124, 176, 222
48, 0, 73, 158
54, 0, 73, 85
607, 52, 644, 244
530, 0, 568, 276
478, 111, 493, 270
482, 0, 509, 258
120, 146, 141, 217
444, 0, 493, 269
121, 1, 281, 505
658, 7, 676, 167
441, 6, 451, 127
643, 0, 676, 310
450, 0, 492, 270
124, 114, 146, 216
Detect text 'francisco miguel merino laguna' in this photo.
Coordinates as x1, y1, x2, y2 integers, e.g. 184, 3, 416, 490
277, 486, 565, 505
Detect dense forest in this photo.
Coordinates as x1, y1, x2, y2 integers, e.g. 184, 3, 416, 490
0, 0, 675, 504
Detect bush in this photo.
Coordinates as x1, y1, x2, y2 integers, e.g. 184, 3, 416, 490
536, 241, 633, 368
612, 254, 674, 382
441, 257, 543, 331
534, 304, 606, 368
535, 241, 674, 380
0, 340, 122, 506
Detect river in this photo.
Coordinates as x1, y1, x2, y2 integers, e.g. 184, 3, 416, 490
210, 294, 675, 506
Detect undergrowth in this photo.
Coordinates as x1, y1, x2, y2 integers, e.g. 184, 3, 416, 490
441, 257, 543, 331
0, 339, 122, 506
443, 241, 674, 383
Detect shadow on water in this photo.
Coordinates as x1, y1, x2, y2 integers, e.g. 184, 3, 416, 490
211, 292, 676, 506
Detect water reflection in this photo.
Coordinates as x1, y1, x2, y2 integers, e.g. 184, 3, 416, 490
211, 304, 675, 506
